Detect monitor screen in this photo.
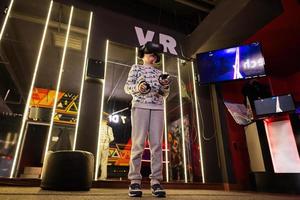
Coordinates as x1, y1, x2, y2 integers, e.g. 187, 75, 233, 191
254, 94, 295, 117
196, 42, 266, 84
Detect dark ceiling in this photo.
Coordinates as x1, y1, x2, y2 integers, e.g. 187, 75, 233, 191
80, 0, 221, 35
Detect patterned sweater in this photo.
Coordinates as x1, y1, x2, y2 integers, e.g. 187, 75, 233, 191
124, 64, 170, 110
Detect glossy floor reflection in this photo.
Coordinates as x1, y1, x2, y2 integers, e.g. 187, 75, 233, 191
0, 187, 299, 200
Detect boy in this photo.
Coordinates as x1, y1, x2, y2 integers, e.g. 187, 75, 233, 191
124, 42, 170, 197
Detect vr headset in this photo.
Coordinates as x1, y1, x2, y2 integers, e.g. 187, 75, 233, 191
138, 42, 164, 63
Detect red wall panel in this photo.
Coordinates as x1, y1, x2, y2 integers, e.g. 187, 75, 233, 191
221, 0, 300, 186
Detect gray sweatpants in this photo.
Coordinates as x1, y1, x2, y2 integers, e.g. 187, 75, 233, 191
128, 107, 164, 182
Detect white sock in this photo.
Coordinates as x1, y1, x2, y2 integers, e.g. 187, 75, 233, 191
131, 180, 141, 185
150, 179, 160, 186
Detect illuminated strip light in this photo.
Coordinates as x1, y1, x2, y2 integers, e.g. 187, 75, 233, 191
95, 40, 109, 180
4, 133, 12, 149
162, 54, 169, 182
135, 47, 138, 65
43, 6, 74, 166
10, 1, 54, 178
73, 12, 93, 150
191, 61, 205, 183
0, 0, 14, 41
177, 58, 188, 183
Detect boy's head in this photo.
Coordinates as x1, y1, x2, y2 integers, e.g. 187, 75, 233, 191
138, 42, 163, 64
143, 53, 159, 65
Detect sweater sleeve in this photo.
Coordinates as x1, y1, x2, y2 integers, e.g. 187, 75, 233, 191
124, 64, 139, 95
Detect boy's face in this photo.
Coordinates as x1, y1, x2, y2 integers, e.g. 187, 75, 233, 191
143, 53, 157, 65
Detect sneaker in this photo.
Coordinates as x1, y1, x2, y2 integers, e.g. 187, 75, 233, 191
128, 183, 142, 197
151, 184, 166, 198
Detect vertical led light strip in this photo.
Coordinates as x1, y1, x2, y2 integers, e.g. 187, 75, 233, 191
135, 47, 138, 65
95, 39, 109, 180
73, 12, 93, 150
0, 0, 14, 41
162, 54, 169, 182
43, 6, 74, 165
177, 58, 188, 183
10, 1, 53, 178
191, 61, 205, 183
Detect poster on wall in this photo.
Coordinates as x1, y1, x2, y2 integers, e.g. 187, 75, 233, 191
30, 87, 79, 124
168, 115, 192, 181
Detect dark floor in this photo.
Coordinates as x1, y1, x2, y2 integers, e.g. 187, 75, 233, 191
0, 187, 299, 200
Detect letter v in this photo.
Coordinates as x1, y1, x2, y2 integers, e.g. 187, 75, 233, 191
134, 26, 155, 45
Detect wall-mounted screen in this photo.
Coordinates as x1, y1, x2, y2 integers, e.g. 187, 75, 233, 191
196, 42, 266, 84
254, 94, 295, 118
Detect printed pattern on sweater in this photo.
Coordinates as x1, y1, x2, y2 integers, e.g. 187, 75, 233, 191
124, 64, 170, 106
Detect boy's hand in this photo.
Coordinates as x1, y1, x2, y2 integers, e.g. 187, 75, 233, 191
138, 81, 151, 94
159, 73, 170, 86
159, 79, 170, 86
